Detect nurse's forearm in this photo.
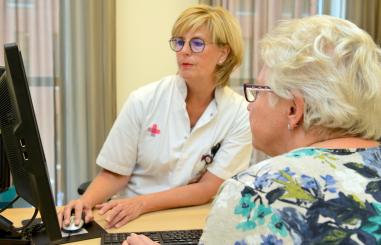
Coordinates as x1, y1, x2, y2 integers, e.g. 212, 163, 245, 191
138, 171, 224, 213
81, 169, 130, 208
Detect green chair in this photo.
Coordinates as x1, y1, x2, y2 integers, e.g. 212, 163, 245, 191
0, 185, 16, 209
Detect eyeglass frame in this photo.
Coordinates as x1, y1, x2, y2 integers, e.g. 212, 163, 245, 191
243, 83, 272, 102
168, 37, 214, 53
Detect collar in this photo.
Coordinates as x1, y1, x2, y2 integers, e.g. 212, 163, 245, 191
175, 75, 224, 107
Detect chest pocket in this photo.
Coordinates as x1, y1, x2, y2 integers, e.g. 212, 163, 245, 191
189, 142, 222, 183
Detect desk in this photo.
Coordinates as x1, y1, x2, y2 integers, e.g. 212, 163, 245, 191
2, 204, 211, 244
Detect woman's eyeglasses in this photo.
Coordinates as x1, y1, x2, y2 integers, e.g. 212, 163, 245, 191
243, 83, 272, 102
169, 37, 211, 53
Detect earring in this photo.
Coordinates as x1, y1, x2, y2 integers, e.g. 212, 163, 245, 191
287, 123, 292, 130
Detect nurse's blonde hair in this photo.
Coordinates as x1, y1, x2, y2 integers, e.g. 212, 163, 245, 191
172, 4, 243, 87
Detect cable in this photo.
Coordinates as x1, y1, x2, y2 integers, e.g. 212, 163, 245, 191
0, 195, 20, 213
14, 208, 38, 232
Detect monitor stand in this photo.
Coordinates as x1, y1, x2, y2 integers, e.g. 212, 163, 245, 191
0, 215, 31, 245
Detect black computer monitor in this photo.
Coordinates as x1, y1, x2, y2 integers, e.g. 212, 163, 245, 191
0, 43, 62, 242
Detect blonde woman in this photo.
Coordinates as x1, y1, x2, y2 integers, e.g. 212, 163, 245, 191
59, 4, 252, 229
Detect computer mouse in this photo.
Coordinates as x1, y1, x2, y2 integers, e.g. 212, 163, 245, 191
62, 215, 84, 233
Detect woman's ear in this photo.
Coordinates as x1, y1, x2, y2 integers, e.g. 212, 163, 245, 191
287, 94, 304, 129
218, 46, 230, 64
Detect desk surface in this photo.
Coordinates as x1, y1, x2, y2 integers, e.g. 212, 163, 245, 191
2, 204, 211, 244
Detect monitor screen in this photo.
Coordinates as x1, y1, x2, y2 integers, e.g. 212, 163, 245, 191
0, 43, 62, 242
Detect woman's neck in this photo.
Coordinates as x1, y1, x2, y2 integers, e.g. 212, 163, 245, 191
309, 137, 379, 148
183, 78, 216, 128
185, 79, 216, 104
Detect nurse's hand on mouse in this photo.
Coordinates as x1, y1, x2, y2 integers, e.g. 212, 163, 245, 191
57, 198, 93, 229
61, 215, 84, 233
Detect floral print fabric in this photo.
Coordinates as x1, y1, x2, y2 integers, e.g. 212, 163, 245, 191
200, 146, 381, 244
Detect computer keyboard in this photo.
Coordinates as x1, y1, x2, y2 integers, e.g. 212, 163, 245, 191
101, 229, 203, 245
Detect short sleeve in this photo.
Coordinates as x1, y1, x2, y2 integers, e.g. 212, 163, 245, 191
96, 92, 143, 175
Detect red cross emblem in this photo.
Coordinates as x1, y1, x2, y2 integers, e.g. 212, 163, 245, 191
148, 124, 160, 136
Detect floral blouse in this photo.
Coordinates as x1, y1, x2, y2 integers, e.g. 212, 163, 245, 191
200, 145, 381, 244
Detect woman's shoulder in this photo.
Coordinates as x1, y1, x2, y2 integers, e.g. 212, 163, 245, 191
119, 75, 180, 114
216, 85, 246, 104
214, 85, 248, 120
131, 74, 180, 98
234, 147, 352, 186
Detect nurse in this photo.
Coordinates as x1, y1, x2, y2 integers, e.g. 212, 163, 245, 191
58, 4, 252, 229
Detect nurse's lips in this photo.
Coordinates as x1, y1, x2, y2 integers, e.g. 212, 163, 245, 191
181, 62, 193, 68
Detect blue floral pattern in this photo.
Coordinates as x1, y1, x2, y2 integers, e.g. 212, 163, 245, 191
200, 145, 381, 244
361, 202, 381, 242
260, 234, 283, 245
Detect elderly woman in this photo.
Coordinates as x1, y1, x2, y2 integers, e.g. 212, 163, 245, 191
125, 15, 381, 245
201, 15, 381, 244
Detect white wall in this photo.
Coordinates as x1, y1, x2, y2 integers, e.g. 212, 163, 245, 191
116, 0, 198, 111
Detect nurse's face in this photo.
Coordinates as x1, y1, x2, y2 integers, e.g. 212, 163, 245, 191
171, 26, 228, 84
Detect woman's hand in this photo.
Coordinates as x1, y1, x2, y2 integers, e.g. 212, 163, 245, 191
122, 233, 159, 245
57, 198, 94, 228
96, 196, 146, 228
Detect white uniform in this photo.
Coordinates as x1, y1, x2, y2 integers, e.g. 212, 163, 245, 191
96, 75, 252, 197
